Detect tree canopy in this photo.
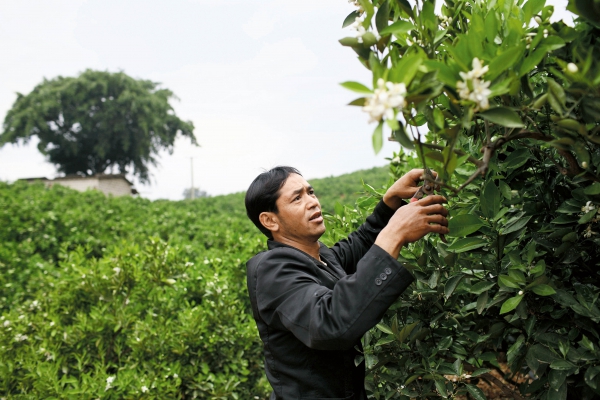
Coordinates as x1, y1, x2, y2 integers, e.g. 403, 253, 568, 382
333, 0, 600, 398
1, 70, 196, 183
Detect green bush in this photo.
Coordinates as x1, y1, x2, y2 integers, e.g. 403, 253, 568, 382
336, 0, 600, 398
0, 168, 385, 398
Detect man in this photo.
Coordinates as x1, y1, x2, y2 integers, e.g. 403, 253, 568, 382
245, 166, 449, 399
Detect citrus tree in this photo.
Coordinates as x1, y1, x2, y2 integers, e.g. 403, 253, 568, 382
328, 0, 600, 398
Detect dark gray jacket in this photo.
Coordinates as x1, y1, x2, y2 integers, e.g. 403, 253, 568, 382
246, 201, 414, 399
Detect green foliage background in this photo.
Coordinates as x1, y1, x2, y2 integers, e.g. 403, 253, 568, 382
0, 167, 389, 399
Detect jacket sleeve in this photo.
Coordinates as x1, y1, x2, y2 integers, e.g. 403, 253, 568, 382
328, 200, 401, 274
255, 244, 414, 351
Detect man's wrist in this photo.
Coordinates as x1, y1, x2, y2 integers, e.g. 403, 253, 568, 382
382, 194, 404, 210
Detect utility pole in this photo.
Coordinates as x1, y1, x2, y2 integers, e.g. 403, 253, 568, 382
190, 157, 195, 200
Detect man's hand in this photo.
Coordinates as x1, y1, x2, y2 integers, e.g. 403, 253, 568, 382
383, 169, 437, 210
375, 195, 449, 259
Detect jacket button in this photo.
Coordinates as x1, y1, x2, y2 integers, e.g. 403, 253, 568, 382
380, 273, 387, 280
375, 278, 382, 286
384, 267, 392, 275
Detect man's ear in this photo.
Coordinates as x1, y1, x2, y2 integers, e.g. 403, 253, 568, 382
259, 211, 279, 234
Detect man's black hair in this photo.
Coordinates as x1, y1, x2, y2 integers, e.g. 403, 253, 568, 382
245, 166, 302, 238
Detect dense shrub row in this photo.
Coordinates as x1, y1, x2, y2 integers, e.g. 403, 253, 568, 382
0, 167, 389, 398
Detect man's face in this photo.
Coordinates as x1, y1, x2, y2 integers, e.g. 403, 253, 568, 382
273, 173, 326, 243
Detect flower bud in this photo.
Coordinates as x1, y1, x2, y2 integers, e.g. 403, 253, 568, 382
534, 16, 543, 25
582, 161, 588, 169
567, 63, 578, 73
518, 290, 524, 296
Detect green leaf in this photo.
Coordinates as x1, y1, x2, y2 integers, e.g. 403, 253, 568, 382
340, 81, 373, 94
584, 183, 600, 195
379, 20, 414, 37
519, 47, 548, 76
339, 36, 361, 47
471, 368, 492, 377
501, 148, 530, 170
585, 366, 600, 389
529, 344, 561, 363
550, 360, 577, 370
389, 53, 422, 85
579, 209, 598, 224
481, 181, 501, 219
392, 123, 415, 150
445, 274, 465, 298
375, 1, 390, 33
372, 122, 384, 154
488, 46, 524, 81
342, 11, 360, 28
446, 237, 487, 253
500, 295, 524, 314
465, 384, 487, 400
347, 97, 366, 106
499, 275, 521, 289
395, 0, 414, 19
447, 214, 484, 237
501, 215, 532, 235
395, 321, 418, 343
477, 291, 489, 314
532, 284, 557, 296
376, 322, 393, 335
470, 281, 496, 295
434, 379, 449, 398
423, 60, 459, 86
479, 107, 525, 128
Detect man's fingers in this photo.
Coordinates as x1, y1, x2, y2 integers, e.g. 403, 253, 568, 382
421, 203, 449, 217
428, 223, 450, 235
426, 214, 449, 226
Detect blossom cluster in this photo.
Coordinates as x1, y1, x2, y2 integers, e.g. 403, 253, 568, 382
456, 58, 492, 111
362, 78, 407, 123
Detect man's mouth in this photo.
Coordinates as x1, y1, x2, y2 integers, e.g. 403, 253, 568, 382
309, 211, 323, 223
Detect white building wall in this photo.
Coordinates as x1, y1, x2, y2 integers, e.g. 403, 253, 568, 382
98, 179, 132, 196
50, 178, 100, 192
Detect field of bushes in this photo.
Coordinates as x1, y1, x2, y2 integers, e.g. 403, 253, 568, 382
0, 167, 389, 399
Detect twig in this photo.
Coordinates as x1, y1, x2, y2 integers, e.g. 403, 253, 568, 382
479, 372, 526, 400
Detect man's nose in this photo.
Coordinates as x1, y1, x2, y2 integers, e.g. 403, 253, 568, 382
306, 195, 319, 209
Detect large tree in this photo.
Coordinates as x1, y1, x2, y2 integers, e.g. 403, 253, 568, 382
1, 70, 196, 183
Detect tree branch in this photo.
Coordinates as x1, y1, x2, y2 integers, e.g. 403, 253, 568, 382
479, 372, 526, 400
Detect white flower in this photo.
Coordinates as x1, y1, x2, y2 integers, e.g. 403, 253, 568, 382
113, 267, 121, 275
518, 290, 524, 296
457, 58, 492, 111
3, 321, 9, 327
141, 386, 149, 393
468, 79, 492, 111
362, 78, 407, 123
582, 201, 596, 214
584, 225, 598, 238
49, 321, 55, 327
125, 298, 130, 305
173, 373, 178, 378
105, 376, 115, 391
14, 333, 28, 342
567, 63, 578, 73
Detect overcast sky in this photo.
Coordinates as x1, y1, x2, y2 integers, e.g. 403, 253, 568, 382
0, 0, 573, 200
